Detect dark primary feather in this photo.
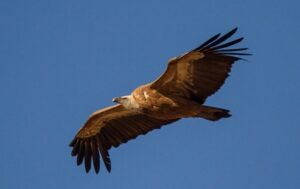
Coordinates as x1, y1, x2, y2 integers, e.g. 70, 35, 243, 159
211, 37, 244, 51
91, 138, 100, 173
96, 134, 111, 172
218, 48, 248, 52
194, 33, 221, 51
84, 141, 92, 173
222, 52, 252, 56
203, 27, 238, 50
76, 141, 84, 165
71, 140, 80, 156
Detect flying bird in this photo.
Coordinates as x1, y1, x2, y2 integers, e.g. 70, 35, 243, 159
69, 28, 250, 174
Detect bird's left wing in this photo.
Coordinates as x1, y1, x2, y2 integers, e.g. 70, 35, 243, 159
150, 28, 251, 103
69, 104, 178, 174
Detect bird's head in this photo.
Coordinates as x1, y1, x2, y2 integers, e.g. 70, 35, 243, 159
112, 96, 130, 105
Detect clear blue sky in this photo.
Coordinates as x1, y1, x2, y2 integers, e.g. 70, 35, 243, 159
1, 0, 299, 188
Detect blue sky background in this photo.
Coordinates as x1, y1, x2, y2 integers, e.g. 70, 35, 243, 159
1, 0, 300, 188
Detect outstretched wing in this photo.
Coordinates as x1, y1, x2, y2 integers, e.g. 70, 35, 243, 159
69, 104, 178, 174
150, 28, 251, 103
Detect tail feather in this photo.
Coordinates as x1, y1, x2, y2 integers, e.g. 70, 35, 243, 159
197, 105, 231, 121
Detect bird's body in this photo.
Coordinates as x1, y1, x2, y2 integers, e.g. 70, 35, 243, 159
123, 85, 203, 120
69, 28, 250, 174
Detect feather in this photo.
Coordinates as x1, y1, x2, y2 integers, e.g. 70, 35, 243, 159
91, 137, 100, 174
71, 139, 80, 156
223, 52, 252, 56
204, 28, 238, 49
84, 140, 92, 173
211, 38, 244, 50
69, 138, 77, 147
97, 135, 111, 172
193, 33, 221, 51
77, 141, 85, 166
217, 48, 248, 52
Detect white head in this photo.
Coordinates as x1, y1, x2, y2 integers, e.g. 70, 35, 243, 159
112, 95, 139, 109
112, 96, 130, 105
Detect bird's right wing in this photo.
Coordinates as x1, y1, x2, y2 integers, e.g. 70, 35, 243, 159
69, 104, 178, 174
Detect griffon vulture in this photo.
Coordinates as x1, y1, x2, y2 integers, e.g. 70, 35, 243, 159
69, 28, 250, 174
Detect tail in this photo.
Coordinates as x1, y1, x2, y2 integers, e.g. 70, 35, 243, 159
197, 105, 231, 121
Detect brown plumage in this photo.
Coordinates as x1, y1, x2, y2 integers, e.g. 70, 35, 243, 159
69, 28, 250, 174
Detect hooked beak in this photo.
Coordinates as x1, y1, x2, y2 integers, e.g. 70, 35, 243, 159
112, 97, 119, 103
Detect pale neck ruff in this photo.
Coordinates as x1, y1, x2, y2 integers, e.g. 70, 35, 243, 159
121, 95, 140, 109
